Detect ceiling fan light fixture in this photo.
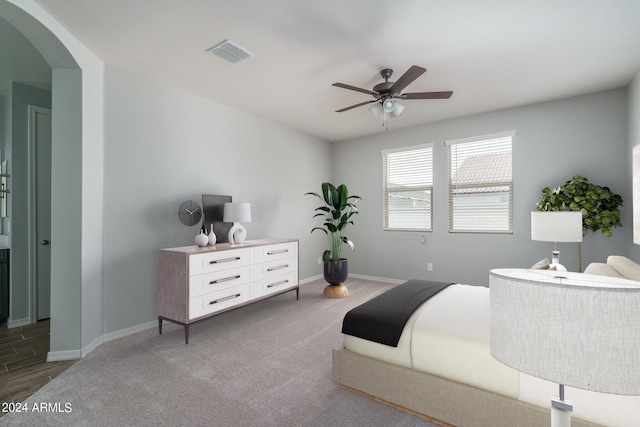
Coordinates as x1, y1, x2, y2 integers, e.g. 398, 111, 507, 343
369, 102, 383, 117
391, 101, 405, 118
382, 98, 395, 113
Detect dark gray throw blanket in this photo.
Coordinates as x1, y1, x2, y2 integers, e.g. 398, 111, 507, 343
342, 279, 453, 347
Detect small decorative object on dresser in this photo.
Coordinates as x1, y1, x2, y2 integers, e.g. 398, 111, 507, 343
195, 229, 208, 247
207, 224, 216, 245
158, 238, 299, 343
223, 202, 252, 244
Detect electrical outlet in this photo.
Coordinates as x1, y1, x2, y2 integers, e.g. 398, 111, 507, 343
318, 257, 322, 265
427, 263, 433, 272
420, 235, 426, 244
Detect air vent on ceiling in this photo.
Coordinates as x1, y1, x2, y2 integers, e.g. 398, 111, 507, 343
207, 39, 254, 64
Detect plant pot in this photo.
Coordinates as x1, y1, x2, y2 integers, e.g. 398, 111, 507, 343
323, 259, 349, 298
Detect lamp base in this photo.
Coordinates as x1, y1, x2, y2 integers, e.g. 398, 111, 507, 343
550, 250, 568, 272
551, 398, 572, 427
227, 222, 247, 244
551, 384, 573, 427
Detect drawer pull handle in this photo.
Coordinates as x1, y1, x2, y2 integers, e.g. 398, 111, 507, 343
267, 249, 289, 255
267, 279, 289, 288
210, 293, 241, 305
210, 256, 241, 264
267, 264, 288, 272
209, 275, 241, 285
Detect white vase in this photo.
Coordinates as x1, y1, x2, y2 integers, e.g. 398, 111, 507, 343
208, 224, 216, 245
195, 230, 208, 247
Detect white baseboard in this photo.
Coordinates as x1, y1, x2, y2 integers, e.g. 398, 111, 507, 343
82, 335, 105, 358
348, 273, 405, 284
299, 274, 322, 284
300, 273, 403, 285
47, 349, 82, 362
7, 317, 31, 328
102, 320, 157, 344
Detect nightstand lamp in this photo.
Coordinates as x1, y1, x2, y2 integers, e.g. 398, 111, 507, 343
490, 269, 640, 427
224, 202, 251, 244
531, 211, 582, 271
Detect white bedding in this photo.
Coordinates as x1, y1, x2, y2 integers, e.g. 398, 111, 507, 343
342, 282, 640, 427
343, 284, 519, 398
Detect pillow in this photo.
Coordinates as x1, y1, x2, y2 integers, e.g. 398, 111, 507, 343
531, 258, 550, 270
607, 256, 640, 282
584, 262, 624, 278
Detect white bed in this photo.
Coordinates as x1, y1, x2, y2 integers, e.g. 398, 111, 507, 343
336, 283, 640, 427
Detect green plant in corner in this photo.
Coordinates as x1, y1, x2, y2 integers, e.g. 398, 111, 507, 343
537, 175, 623, 271
305, 182, 361, 262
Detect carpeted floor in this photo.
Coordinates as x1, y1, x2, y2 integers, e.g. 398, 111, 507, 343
1, 278, 439, 427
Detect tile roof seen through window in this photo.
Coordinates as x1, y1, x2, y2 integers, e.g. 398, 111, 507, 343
452, 152, 511, 194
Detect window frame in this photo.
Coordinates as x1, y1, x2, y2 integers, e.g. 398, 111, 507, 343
381, 143, 434, 232
446, 131, 515, 234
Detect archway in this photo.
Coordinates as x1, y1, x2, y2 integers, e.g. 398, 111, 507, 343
0, 0, 99, 360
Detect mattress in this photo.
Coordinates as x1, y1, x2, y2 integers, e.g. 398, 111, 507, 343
343, 284, 520, 398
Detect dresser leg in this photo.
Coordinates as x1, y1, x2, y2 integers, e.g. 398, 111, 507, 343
296, 287, 299, 300
185, 325, 189, 344
158, 317, 163, 335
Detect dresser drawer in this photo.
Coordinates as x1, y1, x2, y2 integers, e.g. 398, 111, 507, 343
189, 248, 252, 276
189, 266, 253, 298
254, 271, 298, 298
189, 284, 253, 320
254, 257, 297, 280
253, 242, 297, 263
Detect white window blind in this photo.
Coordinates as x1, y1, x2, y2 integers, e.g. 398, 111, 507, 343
447, 132, 514, 233
382, 144, 433, 231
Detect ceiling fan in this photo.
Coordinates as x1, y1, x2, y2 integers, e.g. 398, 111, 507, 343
332, 65, 452, 124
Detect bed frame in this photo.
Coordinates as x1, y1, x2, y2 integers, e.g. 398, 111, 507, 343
332, 347, 604, 427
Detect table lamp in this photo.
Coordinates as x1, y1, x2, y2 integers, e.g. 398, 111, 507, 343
490, 268, 640, 427
223, 202, 251, 244
531, 211, 582, 271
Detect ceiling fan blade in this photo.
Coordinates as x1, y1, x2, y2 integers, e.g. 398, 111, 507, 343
336, 99, 377, 112
401, 91, 453, 100
332, 82, 377, 96
390, 65, 426, 94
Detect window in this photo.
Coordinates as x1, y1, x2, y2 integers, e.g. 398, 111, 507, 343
447, 131, 514, 233
382, 144, 433, 231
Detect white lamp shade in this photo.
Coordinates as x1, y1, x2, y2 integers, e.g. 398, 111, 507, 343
223, 202, 252, 223
369, 102, 383, 117
531, 211, 583, 242
490, 268, 640, 395
391, 102, 405, 118
382, 98, 395, 113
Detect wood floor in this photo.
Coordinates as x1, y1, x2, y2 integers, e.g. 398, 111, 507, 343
0, 320, 75, 416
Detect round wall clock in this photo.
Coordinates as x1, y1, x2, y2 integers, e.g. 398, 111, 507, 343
178, 200, 202, 226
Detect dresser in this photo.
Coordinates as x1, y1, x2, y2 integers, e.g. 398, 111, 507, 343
158, 238, 298, 343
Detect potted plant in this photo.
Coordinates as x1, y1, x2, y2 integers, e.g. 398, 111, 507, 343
537, 175, 623, 271
305, 182, 361, 298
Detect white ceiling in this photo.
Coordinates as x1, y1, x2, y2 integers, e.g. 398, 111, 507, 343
6, 0, 640, 142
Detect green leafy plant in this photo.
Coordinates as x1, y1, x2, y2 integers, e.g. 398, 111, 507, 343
537, 175, 623, 271
305, 182, 361, 262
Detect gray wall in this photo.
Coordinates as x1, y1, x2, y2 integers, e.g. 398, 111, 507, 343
333, 89, 629, 286
101, 65, 332, 334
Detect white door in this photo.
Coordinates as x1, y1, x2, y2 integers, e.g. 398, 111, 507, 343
29, 106, 52, 321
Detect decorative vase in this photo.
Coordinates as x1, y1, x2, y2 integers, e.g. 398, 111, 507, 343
323, 258, 349, 298
195, 230, 208, 247
208, 224, 216, 245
